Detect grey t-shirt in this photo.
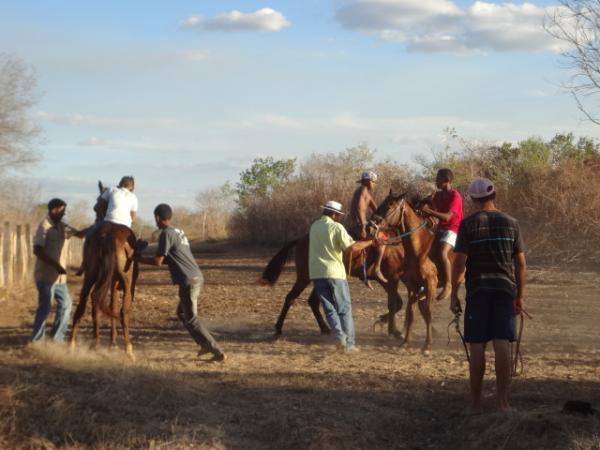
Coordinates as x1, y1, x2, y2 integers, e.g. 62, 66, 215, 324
156, 226, 201, 285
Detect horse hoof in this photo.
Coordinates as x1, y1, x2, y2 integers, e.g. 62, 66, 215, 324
320, 329, 331, 335
391, 331, 404, 340
422, 349, 432, 357
109, 344, 118, 352
126, 344, 135, 361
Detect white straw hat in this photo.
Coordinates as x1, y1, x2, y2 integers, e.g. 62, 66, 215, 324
321, 200, 345, 215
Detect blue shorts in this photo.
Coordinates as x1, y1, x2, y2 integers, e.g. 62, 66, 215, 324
464, 288, 516, 343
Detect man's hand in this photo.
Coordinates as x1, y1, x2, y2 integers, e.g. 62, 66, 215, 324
450, 293, 462, 314
420, 204, 433, 215
359, 228, 367, 240
514, 296, 524, 315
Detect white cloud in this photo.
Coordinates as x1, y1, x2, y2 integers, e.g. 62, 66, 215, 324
181, 8, 290, 33
335, 0, 567, 54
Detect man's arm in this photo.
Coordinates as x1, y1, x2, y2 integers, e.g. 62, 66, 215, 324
33, 245, 67, 274
130, 211, 137, 223
349, 239, 373, 253
514, 252, 527, 313
450, 252, 467, 313
137, 255, 164, 266
421, 205, 453, 222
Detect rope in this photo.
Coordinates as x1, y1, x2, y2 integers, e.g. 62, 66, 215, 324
511, 309, 532, 378
447, 312, 470, 363
382, 220, 428, 245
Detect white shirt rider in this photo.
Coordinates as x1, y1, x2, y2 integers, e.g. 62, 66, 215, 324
101, 185, 138, 228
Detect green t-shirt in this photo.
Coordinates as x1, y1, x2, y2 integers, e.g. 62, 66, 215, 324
308, 215, 355, 280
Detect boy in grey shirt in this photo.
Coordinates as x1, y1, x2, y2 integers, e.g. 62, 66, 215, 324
137, 203, 226, 362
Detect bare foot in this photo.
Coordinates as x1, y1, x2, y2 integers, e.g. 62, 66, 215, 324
375, 268, 388, 284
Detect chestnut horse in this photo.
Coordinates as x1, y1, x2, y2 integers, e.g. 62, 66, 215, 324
261, 191, 442, 352
69, 186, 139, 359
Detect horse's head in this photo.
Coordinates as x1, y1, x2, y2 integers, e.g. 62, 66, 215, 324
373, 189, 407, 230
94, 180, 109, 222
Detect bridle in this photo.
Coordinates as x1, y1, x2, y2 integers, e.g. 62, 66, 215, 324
376, 197, 433, 245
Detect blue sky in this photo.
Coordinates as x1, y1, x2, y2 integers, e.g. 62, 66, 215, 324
1, 0, 598, 219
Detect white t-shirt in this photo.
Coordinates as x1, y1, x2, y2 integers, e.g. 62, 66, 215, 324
101, 187, 138, 227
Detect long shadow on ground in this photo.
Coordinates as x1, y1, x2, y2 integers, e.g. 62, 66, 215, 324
1, 353, 599, 450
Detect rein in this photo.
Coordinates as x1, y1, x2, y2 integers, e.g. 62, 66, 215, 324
382, 220, 429, 244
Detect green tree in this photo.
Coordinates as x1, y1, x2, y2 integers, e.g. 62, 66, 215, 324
549, 133, 599, 164
236, 157, 296, 207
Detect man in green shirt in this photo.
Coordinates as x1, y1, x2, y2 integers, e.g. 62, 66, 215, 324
309, 200, 374, 352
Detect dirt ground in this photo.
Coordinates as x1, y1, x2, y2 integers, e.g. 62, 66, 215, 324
1, 241, 599, 449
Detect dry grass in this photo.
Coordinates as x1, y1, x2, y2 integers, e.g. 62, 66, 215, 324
0, 243, 599, 449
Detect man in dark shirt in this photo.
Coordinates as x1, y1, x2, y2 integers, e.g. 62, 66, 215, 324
451, 178, 526, 414
137, 203, 226, 362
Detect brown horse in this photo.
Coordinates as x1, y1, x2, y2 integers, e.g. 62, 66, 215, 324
374, 193, 439, 352
69, 213, 139, 359
261, 192, 440, 351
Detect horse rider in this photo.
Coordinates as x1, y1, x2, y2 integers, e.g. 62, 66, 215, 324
419, 168, 463, 300
348, 170, 387, 285
77, 175, 140, 275
451, 177, 527, 414
310, 200, 375, 352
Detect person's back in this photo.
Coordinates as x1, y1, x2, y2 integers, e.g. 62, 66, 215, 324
456, 210, 523, 293
158, 225, 201, 285
102, 177, 138, 228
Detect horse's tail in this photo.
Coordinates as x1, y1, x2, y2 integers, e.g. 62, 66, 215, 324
260, 239, 299, 286
93, 232, 117, 318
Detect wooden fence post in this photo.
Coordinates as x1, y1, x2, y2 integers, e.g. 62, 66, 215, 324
16, 225, 29, 282
25, 224, 32, 273
4, 222, 13, 286
0, 229, 4, 289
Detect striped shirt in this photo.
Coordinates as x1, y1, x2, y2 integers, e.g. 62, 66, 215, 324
454, 210, 525, 293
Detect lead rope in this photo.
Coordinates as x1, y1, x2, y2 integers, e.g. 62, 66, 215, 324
511, 310, 532, 378
448, 312, 470, 363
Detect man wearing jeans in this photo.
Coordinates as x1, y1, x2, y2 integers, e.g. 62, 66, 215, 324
309, 200, 374, 352
32, 198, 76, 342
451, 178, 527, 414
137, 203, 226, 362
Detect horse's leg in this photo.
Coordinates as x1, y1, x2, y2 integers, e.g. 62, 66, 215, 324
385, 282, 403, 339
69, 276, 94, 350
274, 279, 309, 336
402, 293, 416, 348
308, 288, 330, 334
90, 296, 100, 350
417, 298, 433, 356
109, 280, 120, 349
120, 273, 134, 361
